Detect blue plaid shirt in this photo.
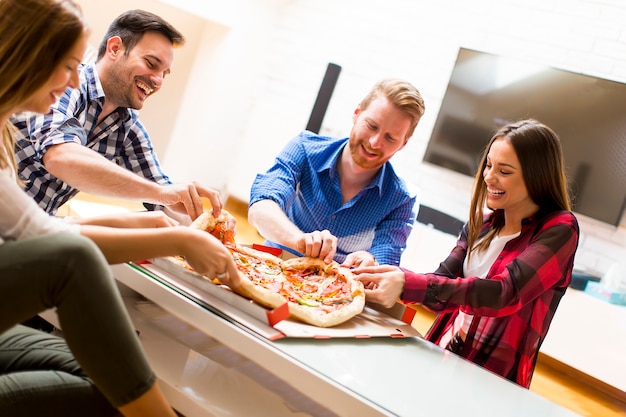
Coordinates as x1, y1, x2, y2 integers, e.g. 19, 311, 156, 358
250, 131, 419, 265
11, 63, 171, 214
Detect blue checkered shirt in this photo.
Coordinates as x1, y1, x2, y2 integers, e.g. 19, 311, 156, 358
250, 131, 419, 265
11, 63, 171, 214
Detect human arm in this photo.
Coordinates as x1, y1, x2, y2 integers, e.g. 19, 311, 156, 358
78, 224, 239, 286
43, 142, 222, 220
352, 264, 406, 308
2, 168, 237, 287
70, 210, 179, 229
343, 250, 377, 268
17, 90, 222, 221
248, 133, 341, 262
354, 212, 579, 315
248, 199, 338, 263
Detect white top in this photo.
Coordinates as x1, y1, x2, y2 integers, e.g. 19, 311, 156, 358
441, 232, 520, 346
0, 165, 78, 244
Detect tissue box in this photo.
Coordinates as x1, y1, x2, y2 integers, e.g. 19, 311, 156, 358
569, 272, 601, 291
584, 281, 626, 306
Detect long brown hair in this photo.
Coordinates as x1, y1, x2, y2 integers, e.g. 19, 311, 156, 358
0, 0, 87, 171
467, 119, 572, 257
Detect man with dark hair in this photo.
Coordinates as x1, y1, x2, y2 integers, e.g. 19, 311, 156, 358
12, 9, 222, 221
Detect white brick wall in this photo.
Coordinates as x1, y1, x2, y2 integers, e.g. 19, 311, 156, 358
229, 0, 626, 276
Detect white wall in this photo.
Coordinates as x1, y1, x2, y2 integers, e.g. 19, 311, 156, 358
233, 0, 626, 277
77, 0, 207, 157
78, 0, 626, 277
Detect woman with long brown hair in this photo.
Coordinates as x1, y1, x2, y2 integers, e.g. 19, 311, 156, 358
354, 119, 579, 388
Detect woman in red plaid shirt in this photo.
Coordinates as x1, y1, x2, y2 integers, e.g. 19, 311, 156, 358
354, 119, 579, 388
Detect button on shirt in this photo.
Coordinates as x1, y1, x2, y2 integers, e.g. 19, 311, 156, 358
11, 63, 171, 214
249, 131, 418, 265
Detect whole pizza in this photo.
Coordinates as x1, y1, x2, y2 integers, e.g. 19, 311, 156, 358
181, 210, 365, 328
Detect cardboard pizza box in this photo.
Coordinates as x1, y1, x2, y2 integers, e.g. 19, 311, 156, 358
244, 243, 296, 260
142, 256, 421, 340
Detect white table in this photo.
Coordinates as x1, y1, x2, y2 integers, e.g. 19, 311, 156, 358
108, 262, 580, 417
541, 288, 626, 396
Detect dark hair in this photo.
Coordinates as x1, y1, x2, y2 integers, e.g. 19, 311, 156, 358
359, 79, 425, 140
96, 9, 185, 60
467, 119, 571, 254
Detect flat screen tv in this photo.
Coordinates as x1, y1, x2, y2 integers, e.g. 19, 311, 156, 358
424, 47, 626, 227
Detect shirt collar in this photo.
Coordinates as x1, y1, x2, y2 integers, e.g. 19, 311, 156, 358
318, 139, 387, 196
83, 62, 105, 101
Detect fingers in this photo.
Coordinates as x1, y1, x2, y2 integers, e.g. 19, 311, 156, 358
176, 183, 203, 221
184, 234, 239, 286
160, 182, 223, 221
193, 181, 223, 218
343, 251, 376, 268
353, 266, 405, 308
297, 230, 337, 262
225, 212, 237, 231
225, 260, 241, 288
147, 211, 179, 228
362, 285, 399, 309
212, 256, 241, 288
187, 183, 204, 220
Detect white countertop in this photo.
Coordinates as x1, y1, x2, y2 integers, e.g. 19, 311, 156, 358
541, 288, 626, 393
112, 262, 580, 416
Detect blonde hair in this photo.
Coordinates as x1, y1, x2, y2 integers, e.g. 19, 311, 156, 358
359, 79, 426, 140
0, 0, 87, 171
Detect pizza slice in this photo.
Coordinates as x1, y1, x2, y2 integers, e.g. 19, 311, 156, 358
190, 209, 236, 246
280, 257, 365, 327
185, 210, 365, 327
226, 245, 289, 309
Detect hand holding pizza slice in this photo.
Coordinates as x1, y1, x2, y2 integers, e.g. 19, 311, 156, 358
190, 209, 237, 246
184, 210, 365, 327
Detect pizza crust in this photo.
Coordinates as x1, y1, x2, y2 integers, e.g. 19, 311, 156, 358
280, 256, 333, 273
232, 244, 284, 265
190, 210, 227, 231
190, 209, 235, 245
289, 293, 365, 327
281, 257, 365, 327
187, 211, 365, 327
230, 273, 287, 310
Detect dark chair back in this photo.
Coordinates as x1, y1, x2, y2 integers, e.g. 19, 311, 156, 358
416, 205, 465, 236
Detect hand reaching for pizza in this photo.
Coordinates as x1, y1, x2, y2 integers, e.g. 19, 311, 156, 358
180, 230, 240, 288
342, 250, 377, 268
190, 210, 236, 246
295, 229, 337, 263
156, 181, 224, 221
352, 264, 405, 308
173, 209, 366, 327
73, 210, 179, 229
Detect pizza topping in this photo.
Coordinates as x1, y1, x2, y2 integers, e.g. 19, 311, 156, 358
190, 210, 236, 245
185, 210, 365, 327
